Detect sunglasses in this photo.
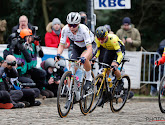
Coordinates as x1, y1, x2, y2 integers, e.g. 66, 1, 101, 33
97, 37, 106, 41
68, 24, 78, 28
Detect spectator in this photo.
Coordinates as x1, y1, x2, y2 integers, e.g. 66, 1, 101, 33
40, 58, 66, 97
150, 39, 165, 96
79, 11, 88, 25
0, 56, 14, 109
1, 55, 41, 107
3, 29, 43, 98
0, 55, 25, 108
12, 15, 32, 33
19, 29, 46, 91
116, 17, 141, 51
45, 18, 70, 48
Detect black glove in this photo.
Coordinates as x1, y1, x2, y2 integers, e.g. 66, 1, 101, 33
16, 42, 25, 51
91, 57, 96, 63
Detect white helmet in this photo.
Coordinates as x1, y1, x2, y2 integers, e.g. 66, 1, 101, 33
66, 12, 81, 24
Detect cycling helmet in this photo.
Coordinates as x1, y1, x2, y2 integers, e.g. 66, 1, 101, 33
44, 58, 56, 69
19, 29, 32, 39
66, 12, 81, 24
95, 26, 108, 38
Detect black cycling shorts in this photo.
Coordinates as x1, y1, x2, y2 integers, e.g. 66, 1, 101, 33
103, 49, 125, 66
70, 42, 97, 60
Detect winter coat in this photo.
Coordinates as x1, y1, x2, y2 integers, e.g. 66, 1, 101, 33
44, 22, 70, 48
116, 24, 141, 51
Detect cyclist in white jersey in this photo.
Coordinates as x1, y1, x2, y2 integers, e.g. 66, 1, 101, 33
55, 12, 96, 91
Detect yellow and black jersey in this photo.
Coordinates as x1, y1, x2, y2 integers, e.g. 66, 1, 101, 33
95, 34, 125, 64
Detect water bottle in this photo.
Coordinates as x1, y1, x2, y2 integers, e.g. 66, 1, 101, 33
75, 76, 80, 101
107, 77, 113, 88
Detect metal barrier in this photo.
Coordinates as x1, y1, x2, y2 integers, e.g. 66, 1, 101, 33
141, 52, 164, 90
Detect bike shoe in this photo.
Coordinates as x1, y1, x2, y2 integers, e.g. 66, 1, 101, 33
64, 100, 71, 109
83, 80, 92, 91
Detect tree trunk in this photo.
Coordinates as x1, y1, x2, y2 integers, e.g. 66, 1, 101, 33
42, 0, 49, 28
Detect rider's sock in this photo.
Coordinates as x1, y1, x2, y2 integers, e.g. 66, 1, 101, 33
86, 70, 92, 81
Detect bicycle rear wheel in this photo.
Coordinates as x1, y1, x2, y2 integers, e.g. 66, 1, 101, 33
89, 74, 104, 113
110, 74, 131, 112
57, 71, 73, 118
158, 76, 165, 113
80, 71, 95, 115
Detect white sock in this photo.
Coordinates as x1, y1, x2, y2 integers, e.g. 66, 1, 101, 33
86, 70, 92, 81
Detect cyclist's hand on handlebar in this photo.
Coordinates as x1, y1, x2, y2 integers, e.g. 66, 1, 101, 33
91, 57, 96, 64
77, 57, 86, 64
111, 61, 119, 71
55, 54, 61, 61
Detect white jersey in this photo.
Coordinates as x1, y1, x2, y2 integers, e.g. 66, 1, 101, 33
60, 24, 94, 47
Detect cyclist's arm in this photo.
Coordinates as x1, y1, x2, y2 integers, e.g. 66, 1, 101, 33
84, 44, 92, 59
57, 26, 67, 55
57, 43, 65, 55
116, 49, 123, 65
113, 36, 123, 65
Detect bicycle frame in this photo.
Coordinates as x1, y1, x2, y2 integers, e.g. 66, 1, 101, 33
95, 68, 110, 96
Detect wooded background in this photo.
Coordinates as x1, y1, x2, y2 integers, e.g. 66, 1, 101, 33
0, 0, 165, 51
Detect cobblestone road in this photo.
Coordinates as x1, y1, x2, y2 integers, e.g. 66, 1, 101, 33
0, 98, 165, 125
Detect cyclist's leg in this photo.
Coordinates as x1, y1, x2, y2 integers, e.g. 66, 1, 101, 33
81, 53, 92, 90
80, 49, 93, 90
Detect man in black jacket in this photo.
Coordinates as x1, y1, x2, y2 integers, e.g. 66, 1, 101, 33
12, 15, 36, 35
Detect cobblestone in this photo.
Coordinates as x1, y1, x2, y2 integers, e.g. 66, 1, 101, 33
0, 98, 164, 125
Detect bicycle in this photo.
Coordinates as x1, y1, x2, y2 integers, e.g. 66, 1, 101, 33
158, 70, 165, 113
90, 58, 131, 113
57, 58, 95, 118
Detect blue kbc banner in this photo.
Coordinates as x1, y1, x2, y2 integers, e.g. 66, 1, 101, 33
94, 0, 131, 10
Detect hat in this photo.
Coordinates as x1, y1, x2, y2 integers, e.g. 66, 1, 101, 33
0, 56, 4, 63
122, 17, 131, 25
52, 18, 61, 26
104, 24, 111, 31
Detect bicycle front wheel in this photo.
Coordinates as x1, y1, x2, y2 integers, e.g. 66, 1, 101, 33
57, 71, 73, 118
80, 71, 95, 115
110, 74, 131, 112
89, 74, 104, 113
158, 76, 165, 113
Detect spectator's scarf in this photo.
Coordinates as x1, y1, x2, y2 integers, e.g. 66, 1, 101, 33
52, 28, 61, 37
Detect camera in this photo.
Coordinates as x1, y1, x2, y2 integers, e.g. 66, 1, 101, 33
17, 61, 24, 67
33, 35, 41, 41
7, 60, 16, 66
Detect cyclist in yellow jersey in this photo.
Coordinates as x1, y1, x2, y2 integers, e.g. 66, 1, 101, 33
93, 26, 125, 106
